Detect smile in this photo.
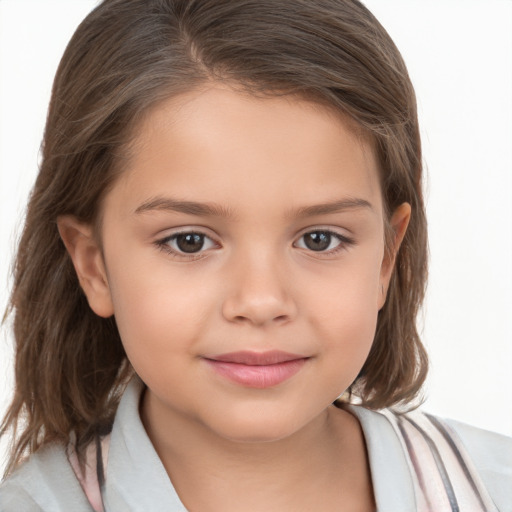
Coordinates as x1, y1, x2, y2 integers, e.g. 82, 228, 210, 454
204, 351, 309, 388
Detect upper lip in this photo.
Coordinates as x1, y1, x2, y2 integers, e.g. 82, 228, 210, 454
205, 350, 307, 366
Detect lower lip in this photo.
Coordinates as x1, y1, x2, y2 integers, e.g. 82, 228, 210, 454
205, 358, 307, 388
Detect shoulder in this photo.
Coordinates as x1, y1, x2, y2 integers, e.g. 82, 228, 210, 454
383, 407, 511, 511
444, 417, 512, 510
347, 404, 511, 511
0, 442, 93, 512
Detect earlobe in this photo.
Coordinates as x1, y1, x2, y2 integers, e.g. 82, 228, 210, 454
378, 202, 411, 309
57, 216, 114, 318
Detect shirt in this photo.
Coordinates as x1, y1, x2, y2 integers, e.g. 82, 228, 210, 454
1, 377, 511, 511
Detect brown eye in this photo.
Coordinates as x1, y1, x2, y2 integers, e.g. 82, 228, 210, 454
157, 231, 217, 256
174, 233, 206, 253
303, 231, 333, 251
294, 229, 353, 254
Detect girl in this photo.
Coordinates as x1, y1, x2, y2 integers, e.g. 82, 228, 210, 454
1, 0, 510, 510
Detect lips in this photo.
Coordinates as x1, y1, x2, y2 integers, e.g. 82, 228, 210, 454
204, 350, 308, 388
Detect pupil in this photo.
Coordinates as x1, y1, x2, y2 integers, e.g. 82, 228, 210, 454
304, 231, 331, 251
176, 233, 204, 253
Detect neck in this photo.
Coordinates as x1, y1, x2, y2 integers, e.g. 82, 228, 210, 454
141, 389, 375, 512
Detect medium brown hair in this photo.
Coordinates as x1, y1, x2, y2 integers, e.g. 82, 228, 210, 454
1, 0, 428, 475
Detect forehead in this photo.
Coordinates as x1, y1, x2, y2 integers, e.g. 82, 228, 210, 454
110, 85, 383, 218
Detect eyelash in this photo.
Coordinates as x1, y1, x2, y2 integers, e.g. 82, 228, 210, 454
155, 231, 219, 261
294, 230, 355, 256
154, 228, 355, 261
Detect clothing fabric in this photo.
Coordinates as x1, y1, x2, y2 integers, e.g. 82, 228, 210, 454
1, 377, 511, 511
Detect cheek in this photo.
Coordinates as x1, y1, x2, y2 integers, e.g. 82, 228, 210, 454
303, 252, 382, 374
306, 249, 382, 326
106, 256, 217, 367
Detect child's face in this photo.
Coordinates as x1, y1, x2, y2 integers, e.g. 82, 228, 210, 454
68, 86, 408, 442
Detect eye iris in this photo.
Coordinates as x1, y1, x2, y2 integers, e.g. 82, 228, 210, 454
176, 233, 204, 253
304, 231, 331, 251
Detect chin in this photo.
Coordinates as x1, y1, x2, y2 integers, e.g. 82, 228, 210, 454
203, 406, 315, 445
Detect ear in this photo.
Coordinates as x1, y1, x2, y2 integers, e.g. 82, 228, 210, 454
378, 202, 411, 309
57, 216, 114, 318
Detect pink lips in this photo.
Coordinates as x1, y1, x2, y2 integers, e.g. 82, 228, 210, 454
204, 351, 308, 388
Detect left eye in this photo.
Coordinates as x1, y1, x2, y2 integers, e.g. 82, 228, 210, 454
295, 230, 346, 252
161, 232, 217, 254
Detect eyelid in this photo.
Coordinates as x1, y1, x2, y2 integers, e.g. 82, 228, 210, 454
154, 227, 221, 260
153, 225, 355, 261
293, 227, 355, 255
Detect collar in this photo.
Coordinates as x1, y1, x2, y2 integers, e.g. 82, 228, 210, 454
103, 377, 416, 511
103, 377, 185, 510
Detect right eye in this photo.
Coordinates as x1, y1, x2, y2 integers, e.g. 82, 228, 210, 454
156, 231, 218, 258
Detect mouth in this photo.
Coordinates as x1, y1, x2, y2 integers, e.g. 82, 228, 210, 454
203, 350, 309, 389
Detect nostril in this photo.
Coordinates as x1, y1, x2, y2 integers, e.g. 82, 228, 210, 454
221, 284, 297, 326
230, 313, 290, 326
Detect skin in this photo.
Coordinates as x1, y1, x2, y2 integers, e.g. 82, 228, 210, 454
59, 85, 410, 511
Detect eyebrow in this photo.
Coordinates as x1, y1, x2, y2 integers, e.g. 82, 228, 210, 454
134, 196, 373, 218
287, 197, 373, 219
134, 197, 234, 217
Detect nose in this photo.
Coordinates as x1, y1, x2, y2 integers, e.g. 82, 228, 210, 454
221, 252, 297, 327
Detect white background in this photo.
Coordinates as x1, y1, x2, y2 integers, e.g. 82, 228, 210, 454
1, 0, 511, 473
